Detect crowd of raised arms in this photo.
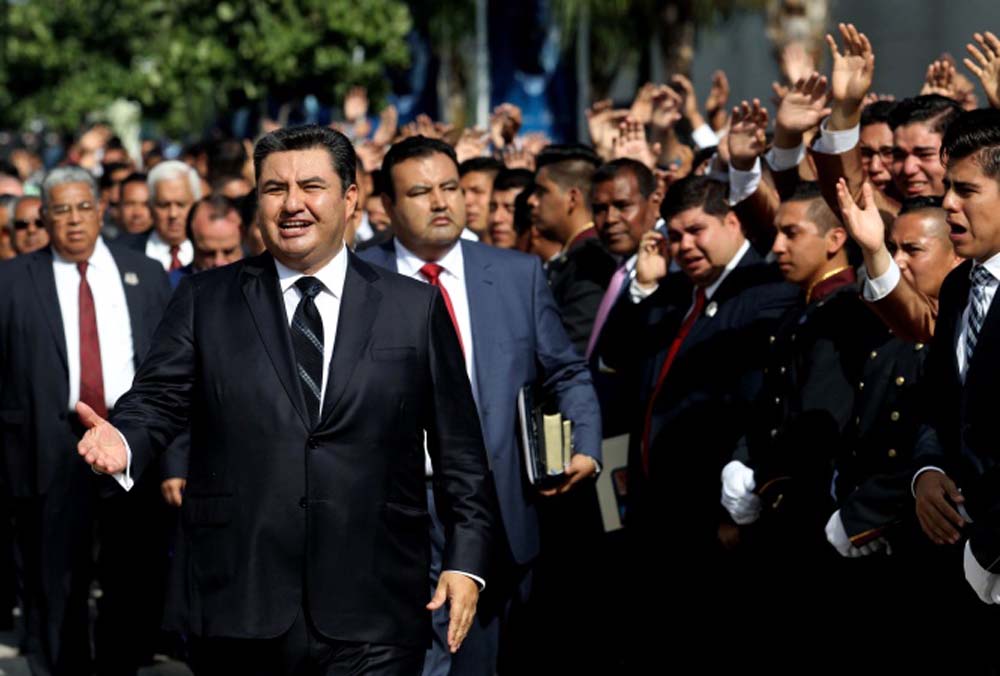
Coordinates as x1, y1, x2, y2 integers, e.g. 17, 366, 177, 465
5, 19, 1000, 676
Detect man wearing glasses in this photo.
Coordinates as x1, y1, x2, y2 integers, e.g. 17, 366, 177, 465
0, 166, 171, 675
10, 196, 49, 255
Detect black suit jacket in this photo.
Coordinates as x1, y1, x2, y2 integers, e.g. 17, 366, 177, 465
546, 229, 616, 355
0, 244, 171, 497
600, 246, 799, 544
110, 251, 496, 645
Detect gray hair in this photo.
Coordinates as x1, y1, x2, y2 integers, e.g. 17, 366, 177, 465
147, 160, 201, 203
40, 166, 99, 207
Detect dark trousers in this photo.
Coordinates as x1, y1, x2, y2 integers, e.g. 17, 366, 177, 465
12, 439, 169, 676
189, 608, 424, 676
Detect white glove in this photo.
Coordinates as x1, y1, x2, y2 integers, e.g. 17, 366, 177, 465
964, 541, 1000, 604
721, 460, 761, 525
825, 510, 889, 558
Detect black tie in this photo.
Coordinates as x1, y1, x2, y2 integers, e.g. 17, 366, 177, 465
291, 277, 325, 426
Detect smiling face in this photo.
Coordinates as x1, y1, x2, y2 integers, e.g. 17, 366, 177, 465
942, 154, 1000, 262
257, 147, 357, 273
892, 122, 946, 198
383, 152, 465, 261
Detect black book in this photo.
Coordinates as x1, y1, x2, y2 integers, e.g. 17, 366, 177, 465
517, 385, 571, 489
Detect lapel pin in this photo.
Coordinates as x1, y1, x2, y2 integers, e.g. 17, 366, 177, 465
124, 272, 139, 286
705, 301, 718, 318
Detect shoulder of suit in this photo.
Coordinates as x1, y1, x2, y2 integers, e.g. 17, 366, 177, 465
108, 244, 163, 273
941, 259, 973, 296
463, 239, 539, 269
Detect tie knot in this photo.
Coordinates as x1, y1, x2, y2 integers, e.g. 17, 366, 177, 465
972, 264, 994, 288
169, 244, 180, 254
295, 276, 324, 299
76, 261, 89, 277
420, 262, 444, 283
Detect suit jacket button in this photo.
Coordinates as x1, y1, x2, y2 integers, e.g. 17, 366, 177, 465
888, 448, 898, 458
299, 497, 308, 509
308, 438, 318, 449
890, 411, 900, 422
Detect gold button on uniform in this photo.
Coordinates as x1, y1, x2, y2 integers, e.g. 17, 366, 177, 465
895, 376, 905, 386
890, 411, 900, 422
858, 382, 865, 390
888, 449, 898, 458
769, 336, 776, 344
915, 343, 925, 351
870, 351, 878, 360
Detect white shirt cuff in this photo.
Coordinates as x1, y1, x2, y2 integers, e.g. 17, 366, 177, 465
444, 570, 485, 592
764, 144, 805, 172
727, 157, 761, 206
964, 541, 1000, 604
813, 120, 860, 155
691, 123, 720, 150
911, 466, 945, 498
629, 278, 658, 303
825, 510, 853, 557
110, 430, 134, 491
861, 259, 901, 302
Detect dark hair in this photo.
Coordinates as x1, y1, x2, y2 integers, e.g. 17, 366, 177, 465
367, 169, 387, 198
211, 174, 251, 196
380, 135, 458, 202
660, 175, 729, 223
208, 138, 250, 184
238, 190, 258, 229
534, 143, 601, 172
780, 181, 841, 235
513, 185, 535, 236
0, 159, 18, 179
898, 195, 944, 215
459, 156, 503, 178
493, 168, 534, 193
861, 100, 897, 128
941, 108, 1000, 182
99, 162, 131, 190
253, 125, 356, 195
120, 172, 147, 191
592, 159, 655, 199
185, 194, 241, 243
888, 95, 962, 135
534, 143, 601, 208
784, 181, 824, 203
692, 146, 718, 174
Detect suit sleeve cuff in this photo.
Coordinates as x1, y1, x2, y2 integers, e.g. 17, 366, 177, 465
764, 144, 805, 172
727, 157, 761, 206
911, 466, 945, 498
444, 570, 485, 592
813, 120, 860, 155
862, 259, 901, 302
691, 123, 720, 150
107, 430, 134, 491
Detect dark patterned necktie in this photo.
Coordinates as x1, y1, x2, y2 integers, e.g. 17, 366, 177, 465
965, 264, 995, 369
291, 277, 325, 426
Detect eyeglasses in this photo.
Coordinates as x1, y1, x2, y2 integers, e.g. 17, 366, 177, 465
48, 201, 96, 219
13, 218, 43, 230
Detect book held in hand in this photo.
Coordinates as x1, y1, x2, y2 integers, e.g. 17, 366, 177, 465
517, 386, 572, 489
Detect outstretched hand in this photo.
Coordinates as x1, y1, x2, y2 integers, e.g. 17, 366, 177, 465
75, 401, 127, 475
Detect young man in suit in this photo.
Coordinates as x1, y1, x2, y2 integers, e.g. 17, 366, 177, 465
0, 166, 172, 675
358, 136, 601, 676
76, 125, 497, 676
599, 175, 799, 661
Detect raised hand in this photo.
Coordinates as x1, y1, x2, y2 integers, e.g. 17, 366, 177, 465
704, 70, 731, 131
611, 117, 661, 169
635, 230, 669, 288
502, 144, 535, 171
454, 128, 489, 164
965, 31, 1000, 109
727, 99, 768, 171
489, 103, 523, 149
826, 23, 874, 130
586, 99, 629, 159
670, 74, 705, 129
774, 72, 832, 148
75, 401, 128, 475
780, 41, 816, 85
921, 59, 960, 99
650, 85, 684, 133
372, 105, 399, 148
344, 86, 369, 123
630, 82, 657, 125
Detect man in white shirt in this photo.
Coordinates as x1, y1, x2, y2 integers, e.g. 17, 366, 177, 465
120, 160, 200, 272
0, 166, 172, 675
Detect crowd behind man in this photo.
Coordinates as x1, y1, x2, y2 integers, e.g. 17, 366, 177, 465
4, 20, 1000, 676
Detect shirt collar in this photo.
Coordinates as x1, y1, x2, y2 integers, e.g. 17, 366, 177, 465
274, 244, 349, 299
53, 236, 114, 269
393, 238, 466, 283
703, 238, 750, 300
975, 250, 1000, 281
149, 229, 190, 253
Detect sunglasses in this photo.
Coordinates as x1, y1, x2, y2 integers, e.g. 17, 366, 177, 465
13, 218, 43, 230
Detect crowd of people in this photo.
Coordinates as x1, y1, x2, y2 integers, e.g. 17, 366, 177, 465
4, 19, 1000, 676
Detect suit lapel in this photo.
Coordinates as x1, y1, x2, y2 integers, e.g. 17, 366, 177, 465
678, 247, 762, 353
318, 253, 382, 425
944, 261, 972, 381
27, 249, 69, 375
107, 247, 147, 363
461, 242, 493, 413
241, 254, 310, 429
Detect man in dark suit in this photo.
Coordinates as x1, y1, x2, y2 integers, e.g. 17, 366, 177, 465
75, 125, 496, 676
358, 136, 601, 676
0, 166, 172, 675
528, 144, 616, 355
117, 160, 200, 272
599, 175, 799, 661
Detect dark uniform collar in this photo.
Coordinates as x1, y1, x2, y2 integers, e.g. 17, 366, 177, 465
806, 265, 856, 304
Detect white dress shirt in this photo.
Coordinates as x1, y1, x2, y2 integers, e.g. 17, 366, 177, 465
146, 229, 193, 272
274, 246, 349, 408
53, 238, 136, 413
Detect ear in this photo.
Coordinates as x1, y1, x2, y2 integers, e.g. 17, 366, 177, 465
723, 210, 742, 232
343, 183, 359, 220
826, 226, 848, 256
566, 186, 583, 215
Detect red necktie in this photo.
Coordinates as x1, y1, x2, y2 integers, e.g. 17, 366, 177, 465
78, 261, 107, 418
641, 287, 706, 476
420, 263, 465, 358
169, 245, 182, 271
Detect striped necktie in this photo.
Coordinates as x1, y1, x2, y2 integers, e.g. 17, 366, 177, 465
291, 276, 325, 426
965, 264, 995, 369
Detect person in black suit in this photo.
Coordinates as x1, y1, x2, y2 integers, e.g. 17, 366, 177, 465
75, 125, 496, 676
0, 166, 172, 675
599, 175, 798, 662
528, 144, 617, 355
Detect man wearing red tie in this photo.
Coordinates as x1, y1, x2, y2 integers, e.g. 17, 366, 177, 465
0, 166, 172, 675
599, 175, 798, 664
119, 160, 199, 272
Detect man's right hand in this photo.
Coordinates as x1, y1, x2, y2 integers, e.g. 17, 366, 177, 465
727, 99, 768, 171
635, 230, 669, 288
826, 22, 874, 130
161, 478, 187, 507
914, 470, 966, 546
75, 401, 127, 475
836, 178, 892, 277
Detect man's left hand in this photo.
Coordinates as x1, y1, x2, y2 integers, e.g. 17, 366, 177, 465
426, 572, 479, 653
540, 454, 597, 497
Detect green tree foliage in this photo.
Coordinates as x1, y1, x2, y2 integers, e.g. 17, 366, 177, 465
0, 0, 412, 136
